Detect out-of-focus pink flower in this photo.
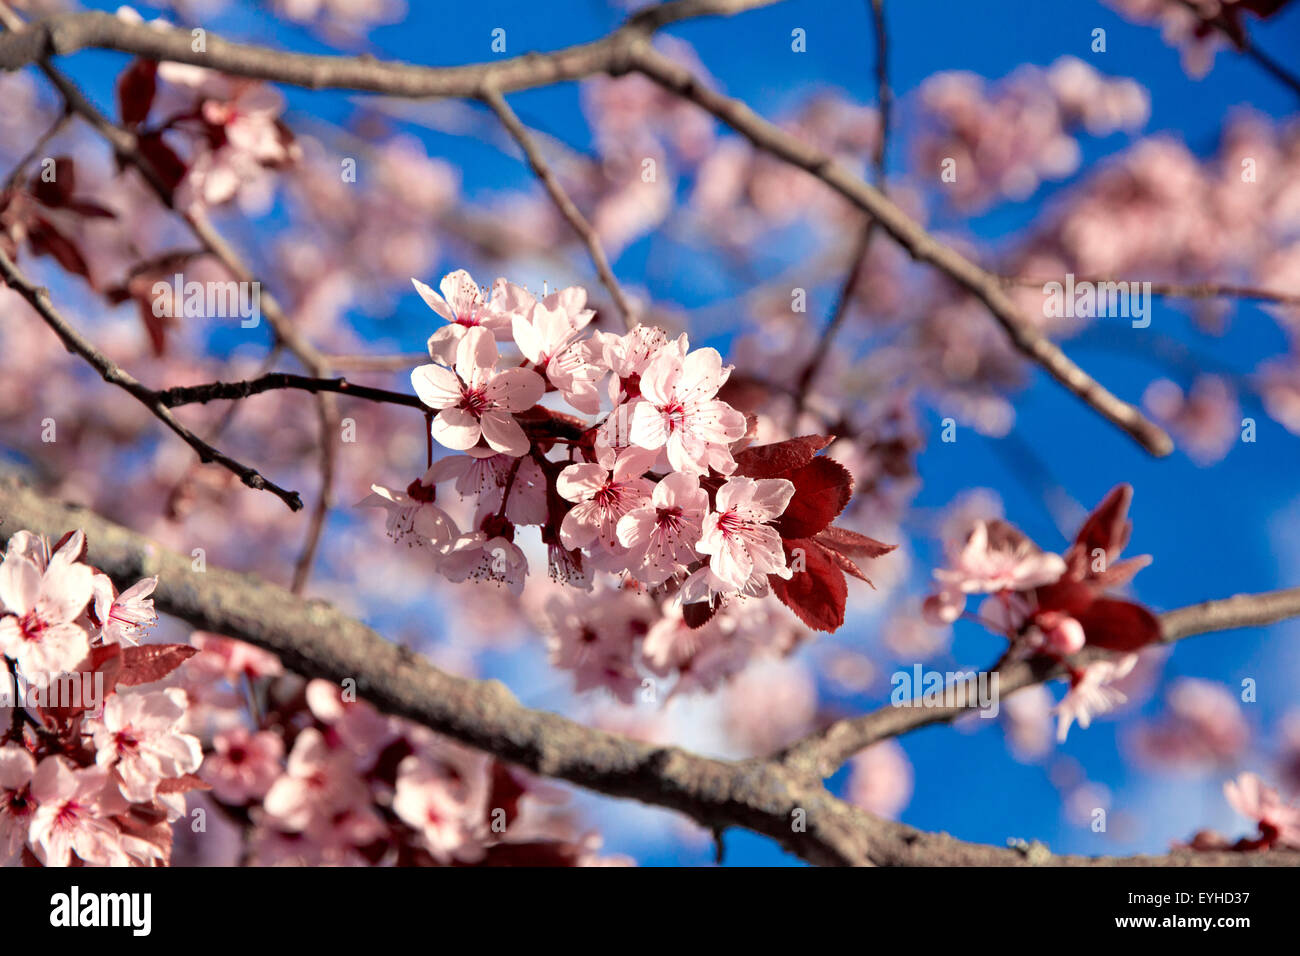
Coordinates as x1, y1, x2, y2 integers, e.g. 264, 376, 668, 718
1132, 678, 1249, 769
846, 741, 913, 819
191, 632, 284, 681
933, 520, 1066, 596
1143, 376, 1239, 465
412, 326, 545, 457
0, 744, 36, 864
1055, 654, 1139, 741
262, 728, 369, 832
202, 727, 284, 804
392, 755, 486, 863
1224, 772, 1300, 848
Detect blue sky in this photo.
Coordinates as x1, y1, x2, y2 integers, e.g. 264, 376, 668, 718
55, 0, 1300, 865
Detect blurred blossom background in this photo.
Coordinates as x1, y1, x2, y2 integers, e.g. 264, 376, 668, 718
1, 0, 1299, 865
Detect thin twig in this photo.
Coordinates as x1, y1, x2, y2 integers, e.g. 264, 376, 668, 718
482, 86, 637, 330
0, 246, 303, 510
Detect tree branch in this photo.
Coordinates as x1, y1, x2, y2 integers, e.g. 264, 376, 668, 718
0, 248, 304, 511
783, 585, 1300, 777
1, 475, 1296, 866
481, 86, 638, 330
0, 1, 1172, 455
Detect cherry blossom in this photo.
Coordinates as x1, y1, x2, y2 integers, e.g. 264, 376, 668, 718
616, 471, 709, 586
90, 688, 203, 803
412, 326, 545, 457
1054, 654, 1139, 742
0, 543, 94, 683
628, 340, 748, 476
1224, 772, 1300, 849
28, 758, 125, 867
90, 573, 158, 646
0, 744, 36, 864
202, 727, 285, 804
413, 270, 522, 363
392, 755, 487, 863
556, 458, 654, 558
361, 464, 459, 553
693, 476, 796, 594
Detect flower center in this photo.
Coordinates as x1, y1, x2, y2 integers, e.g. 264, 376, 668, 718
661, 401, 686, 432
17, 611, 45, 643
458, 384, 490, 417
655, 506, 684, 532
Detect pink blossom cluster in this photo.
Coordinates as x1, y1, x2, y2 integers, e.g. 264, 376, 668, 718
181, 634, 627, 866
923, 485, 1161, 741
367, 269, 800, 617
0, 529, 203, 867
914, 57, 1148, 211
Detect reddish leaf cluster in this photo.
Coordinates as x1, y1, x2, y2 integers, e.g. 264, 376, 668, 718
734, 435, 895, 632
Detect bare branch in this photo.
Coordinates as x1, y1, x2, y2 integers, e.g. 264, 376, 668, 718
625, 42, 1174, 456
0, 247, 303, 511
482, 87, 638, 330
783, 585, 1300, 777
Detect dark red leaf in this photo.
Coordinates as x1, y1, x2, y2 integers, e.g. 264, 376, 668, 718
136, 298, 169, 357
118, 644, 199, 686
117, 58, 158, 128
27, 217, 89, 279
1076, 598, 1162, 652
814, 525, 896, 559
64, 199, 117, 219
30, 156, 75, 207
137, 132, 188, 193
773, 456, 853, 539
1092, 554, 1153, 590
1071, 484, 1134, 565
682, 600, 717, 629
733, 435, 833, 479
487, 762, 527, 830
822, 545, 872, 585
771, 538, 847, 632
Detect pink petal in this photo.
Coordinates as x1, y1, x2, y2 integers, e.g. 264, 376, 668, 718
411, 363, 462, 409
485, 367, 545, 413
412, 277, 457, 324
478, 409, 529, 457
431, 407, 482, 450
556, 463, 609, 503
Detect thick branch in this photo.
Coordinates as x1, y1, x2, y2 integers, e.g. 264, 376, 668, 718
0, 2, 778, 95
1, 476, 1296, 866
